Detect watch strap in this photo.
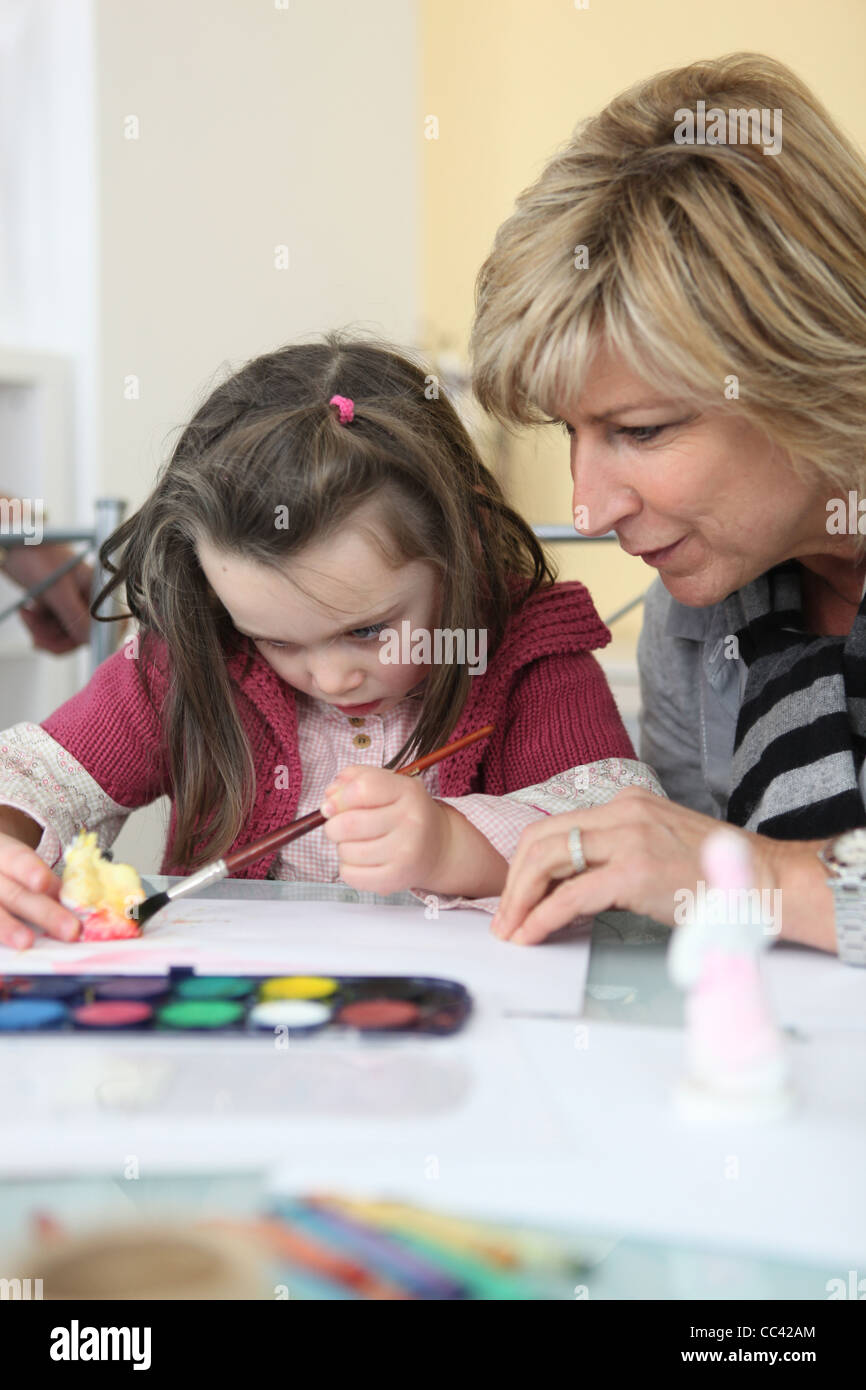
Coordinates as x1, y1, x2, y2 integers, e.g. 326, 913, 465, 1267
828, 877, 866, 966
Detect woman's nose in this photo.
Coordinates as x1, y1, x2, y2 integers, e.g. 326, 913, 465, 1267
571, 439, 641, 537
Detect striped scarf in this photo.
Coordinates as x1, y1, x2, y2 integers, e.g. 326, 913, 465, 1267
723, 560, 866, 839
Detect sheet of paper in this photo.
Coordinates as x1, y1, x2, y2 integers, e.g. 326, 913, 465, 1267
4, 1016, 863, 1265
0, 897, 591, 1016
765, 940, 866, 1032
266, 1019, 866, 1268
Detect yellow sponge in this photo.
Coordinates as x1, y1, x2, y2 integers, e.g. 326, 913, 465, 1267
61, 830, 145, 940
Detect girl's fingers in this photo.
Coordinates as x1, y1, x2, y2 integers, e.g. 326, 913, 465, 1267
0, 911, 35, 950
336, 828, 404, 869
322, 766, 403, 815
0, 871, 80, 941
337, 865, 400, 894
321, 807, 396, 845
0, 840, 57, 894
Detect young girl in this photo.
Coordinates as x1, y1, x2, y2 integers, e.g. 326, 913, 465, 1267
0, 335, 655, 950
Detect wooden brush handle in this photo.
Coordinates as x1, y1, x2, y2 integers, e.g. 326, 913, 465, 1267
224, 723, 495, 874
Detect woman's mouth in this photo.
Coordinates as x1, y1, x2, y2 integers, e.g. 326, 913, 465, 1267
631, 537, 686, 567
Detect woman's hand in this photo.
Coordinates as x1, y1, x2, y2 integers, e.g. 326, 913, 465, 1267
0, 831, 81, 948
490, 787, 836, 950
321, 766, 454, 896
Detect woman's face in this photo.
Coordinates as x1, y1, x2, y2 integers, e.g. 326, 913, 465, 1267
556, 342, 855, 607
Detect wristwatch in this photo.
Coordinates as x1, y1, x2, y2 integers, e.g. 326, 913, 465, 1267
819, 829, 866, 966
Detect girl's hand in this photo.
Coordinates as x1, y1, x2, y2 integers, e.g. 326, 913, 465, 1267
0, 832, 81, 948
490, 787, 835, 950
321, 767, 452, 896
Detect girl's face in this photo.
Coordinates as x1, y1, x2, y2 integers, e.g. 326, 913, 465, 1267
557, 341, 859, 607
197, 507, 440, 715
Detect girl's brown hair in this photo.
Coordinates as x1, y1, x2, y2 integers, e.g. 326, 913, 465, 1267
95, 333, 553, 869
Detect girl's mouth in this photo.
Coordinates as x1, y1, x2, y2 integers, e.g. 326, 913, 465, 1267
331, 698, 383, 715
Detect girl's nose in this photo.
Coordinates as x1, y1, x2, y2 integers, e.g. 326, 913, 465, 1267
309, 654, 363, 698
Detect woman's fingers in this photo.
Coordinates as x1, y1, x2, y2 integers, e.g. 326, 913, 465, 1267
493, 816, 599, 938
506, 867, 623, 945
493, 790, 696, 942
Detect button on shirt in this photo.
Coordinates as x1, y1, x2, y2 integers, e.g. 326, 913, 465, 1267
280, 693, 545, 896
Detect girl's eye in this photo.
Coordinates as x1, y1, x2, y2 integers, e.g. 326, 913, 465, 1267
349, 621, 388, 641
616, 424, 666, 444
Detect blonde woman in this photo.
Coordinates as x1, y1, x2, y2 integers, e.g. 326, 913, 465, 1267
472, 53, 866, 964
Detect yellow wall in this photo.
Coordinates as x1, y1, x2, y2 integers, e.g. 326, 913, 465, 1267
420, 0, 866, 652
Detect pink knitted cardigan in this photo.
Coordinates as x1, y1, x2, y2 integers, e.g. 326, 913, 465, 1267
41, 581, 634, 877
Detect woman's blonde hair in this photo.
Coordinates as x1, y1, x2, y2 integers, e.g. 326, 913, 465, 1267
470, 52, 866, 493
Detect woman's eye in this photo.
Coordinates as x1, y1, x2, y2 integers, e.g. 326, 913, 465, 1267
349, 621, 388, 641
616, 424, 666, 444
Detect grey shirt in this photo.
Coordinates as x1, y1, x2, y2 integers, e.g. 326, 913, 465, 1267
637, 575, 866, 965
637, 576, 745, 819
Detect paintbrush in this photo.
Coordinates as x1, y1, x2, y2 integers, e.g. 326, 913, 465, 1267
134, 723, 495, 927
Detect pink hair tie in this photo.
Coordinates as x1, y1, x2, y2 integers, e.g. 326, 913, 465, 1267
329, 394, 354, 425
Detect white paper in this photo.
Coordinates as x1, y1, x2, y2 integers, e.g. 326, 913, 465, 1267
765, 940, 866, 1032
265, 1019, 866, 1268
0, 897, 591, 1016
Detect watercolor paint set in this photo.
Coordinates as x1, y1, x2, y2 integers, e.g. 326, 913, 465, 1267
0, 970, 472, 1038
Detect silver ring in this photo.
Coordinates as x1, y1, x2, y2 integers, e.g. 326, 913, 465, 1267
567, 826, 586, 874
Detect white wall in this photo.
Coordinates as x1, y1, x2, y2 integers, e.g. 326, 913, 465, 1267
95, 0, 420, 508
0, 0, 96, 723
